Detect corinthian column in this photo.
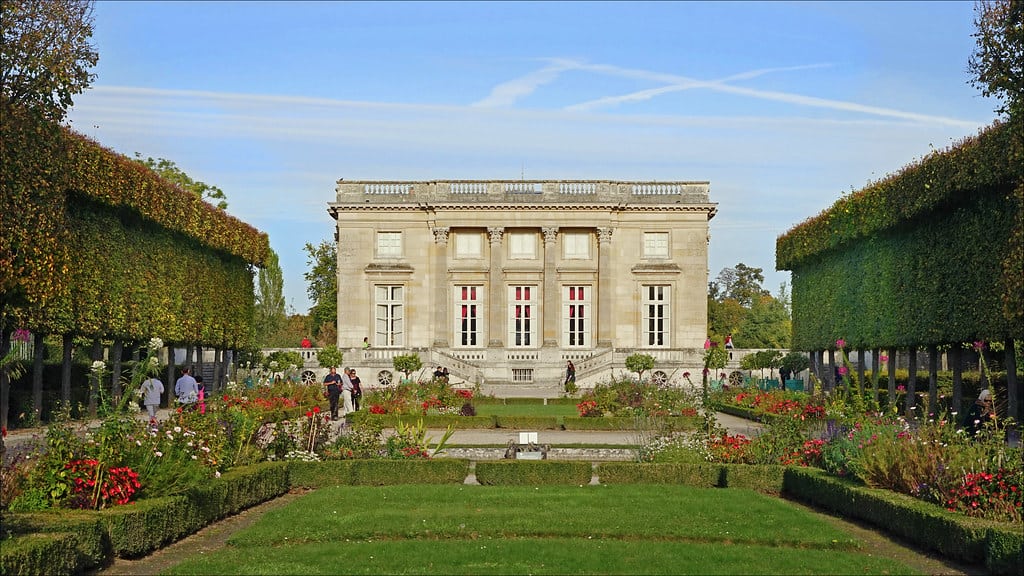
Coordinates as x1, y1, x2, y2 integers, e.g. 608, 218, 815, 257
597, 227, 614, 347
542, 227, 559, 347
487, 227, 504, 347
432, 227, 450, 347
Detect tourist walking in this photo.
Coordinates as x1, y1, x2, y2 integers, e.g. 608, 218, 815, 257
139, 375, 164, 423
341, 367, 355, 417
349, 369, 362, 412
962, 388, 995, 436
324, 367, 342, 420
565, 361, 576, 388
175, 366, 199, 408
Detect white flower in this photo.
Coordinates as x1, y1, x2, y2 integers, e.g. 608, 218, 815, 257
148, 337, 163, 351
215, 471, 221, 478
174, 426, 182, 433
91, 360, 106, 372
155, 451, 163, 457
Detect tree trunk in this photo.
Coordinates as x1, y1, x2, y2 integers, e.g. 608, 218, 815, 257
164, 344, 175, 408
927, 344, 938, 418
32, 332, 44, 421
1006, 338, 1019, 423
111, 339, 123, 405
951, 346, 963, 416
906, 347, 918, 417
827, 349, 836, 392
0, 330, 10, 433
61, 334, 73, 404
871, 347, 880, 403
887, 347, 897, 409
89, 339, 102, 417
856, 349, 866, 396
195, 345, 204, 386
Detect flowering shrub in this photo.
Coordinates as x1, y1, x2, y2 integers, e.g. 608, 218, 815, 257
577, 400, 600, 417
945, 469, 1023, 523
362, 380, 470, 415
64, 459, 140, 509
779, 439, 826, 467
577, 377, 700, 417
707, 433, 752, 463
727, 389, 826, 420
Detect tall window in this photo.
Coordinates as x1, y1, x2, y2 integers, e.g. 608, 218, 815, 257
643, 232, 669, 258
562, 232, 590, 259
375, 285, 404, 346
455, 232, 482, 258
508, 285, 537, 347
642, 285, 670, 347
562, 285, 591, 347
455, 285, 482, 346
377, 231, 402, 258
509, 232, 537, 259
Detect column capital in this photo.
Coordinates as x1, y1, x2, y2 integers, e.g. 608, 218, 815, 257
432, 226, 450, 245
542, 227, 559, 245
597, 227, 614, 244
487, 226, 504, 246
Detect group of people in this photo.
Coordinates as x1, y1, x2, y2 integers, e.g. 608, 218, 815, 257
138, 366, 206, 427
323, 366, 362, 420
433, 366, 450, 382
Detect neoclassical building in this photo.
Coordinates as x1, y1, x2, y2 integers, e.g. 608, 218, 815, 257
328, 180, 717, 391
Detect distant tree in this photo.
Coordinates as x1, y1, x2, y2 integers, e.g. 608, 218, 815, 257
316, 345, 344, 369
737, 294, 791, 349
624, 353, 655, 382
393, 353, 422, 381
780, 351, 810, 377
264, 314, 311, 348
1, 0, 98, 120
969, 0, 1024, 118
132, 154, 228, 209
253, 249, 286, 347
707, 296, 746, 343
709, 263, 769, 308
303, 240, 337, 340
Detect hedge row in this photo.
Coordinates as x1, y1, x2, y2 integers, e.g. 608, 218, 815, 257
347, 413, 698, 432
4, 460, 1018, 575
782, 467, 1022, 575
0, 461, 288, 575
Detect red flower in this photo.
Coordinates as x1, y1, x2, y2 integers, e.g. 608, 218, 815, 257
313, 406, 320, 414
305, 411, 313, 418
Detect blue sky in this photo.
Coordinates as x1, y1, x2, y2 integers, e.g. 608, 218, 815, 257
65, 1, 1000, 313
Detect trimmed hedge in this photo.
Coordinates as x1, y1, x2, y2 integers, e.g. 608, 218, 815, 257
494, 416, 561, 430
782, 467, 1022, 575
474, 460, 593, 485
287, 459, 469, 488
0, 513, 107, 575
596, 462, 787, 495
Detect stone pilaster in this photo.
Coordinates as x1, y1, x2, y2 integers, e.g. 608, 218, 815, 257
542, 227, 559, 347
597, 226, 614, 348
487, 227, 504, 347
432, 227, 450, 347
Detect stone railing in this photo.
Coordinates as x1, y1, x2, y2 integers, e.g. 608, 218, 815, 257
334, 180, 711, 205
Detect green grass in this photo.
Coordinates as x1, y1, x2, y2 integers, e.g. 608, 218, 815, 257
164, 485, 917, 575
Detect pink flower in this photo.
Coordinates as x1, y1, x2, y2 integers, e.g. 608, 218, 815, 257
836, 339, 846, 349
973, 341, 986, 351
838, 366, 848, 376
879, 354, 888, 363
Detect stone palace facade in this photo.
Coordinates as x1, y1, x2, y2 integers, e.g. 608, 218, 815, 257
328, 180, 717, 391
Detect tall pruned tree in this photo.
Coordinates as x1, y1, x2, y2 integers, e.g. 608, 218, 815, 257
132, 154, 228, 210
709, 263, 770, 308
303, 240, 337, 340
1, 0, 98, 120
253, 248, 286, 347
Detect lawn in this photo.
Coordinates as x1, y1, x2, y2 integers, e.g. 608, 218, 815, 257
165, 485, 916, 575
473, 403, 580, 418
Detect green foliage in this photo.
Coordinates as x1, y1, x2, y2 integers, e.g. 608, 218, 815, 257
253, 248, 286, 347
303, 240, 337, 339
781, 351, 810, 375
0, 0, 98, 121
969, 0, 1024, 119
709, 263, 769, 307
262, 349, 304, 372
131, 154, 228, 209
624, 353, 654, 381
392, 353, 422, 379
777, 122, 1023, 347
315, 345, 344, 369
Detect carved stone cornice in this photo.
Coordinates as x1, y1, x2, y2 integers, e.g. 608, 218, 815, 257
597, 227, 613, 244
542, 227, 559, 245
432, 226, 450, 245
487, 227, 504, 246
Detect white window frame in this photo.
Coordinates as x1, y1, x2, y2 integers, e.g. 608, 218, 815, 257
508, 232, 537, 260
642, 284, 670, 347
374, 285, 404, 347
376, 231, 403, 258
454, 232, 482, 259
562, 232, 591, 259
508, 285, 537, 347
643, 232, 669, 258
455, 285, 482, 347
562, 285, 591, 348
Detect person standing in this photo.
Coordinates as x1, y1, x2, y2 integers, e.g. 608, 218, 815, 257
341, 367, 355, 417
565, 361, 576, 388
175, 367, 199, 408
349, 369, 362, 412
724, 334, 734, 349
779, 366, 791, 390
140, 375, 164, 424
324, 367, 342, 420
